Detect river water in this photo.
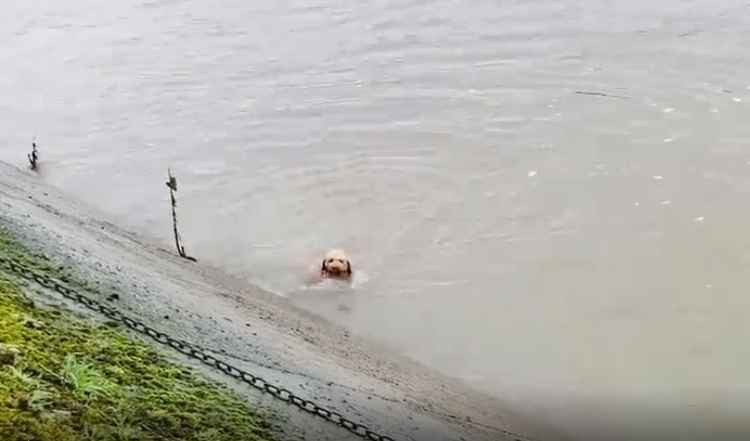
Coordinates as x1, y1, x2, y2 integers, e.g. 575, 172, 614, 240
2, 1, 750, 439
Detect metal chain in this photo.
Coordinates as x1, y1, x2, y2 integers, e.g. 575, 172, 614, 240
0, 254, 395, 441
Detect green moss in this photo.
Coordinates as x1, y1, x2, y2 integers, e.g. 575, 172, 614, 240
0, 230, 277, 441
0, 231, 79, 287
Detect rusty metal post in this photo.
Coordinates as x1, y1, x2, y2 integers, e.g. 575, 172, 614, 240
166, 169, 196, 262
28, 140, 39, 170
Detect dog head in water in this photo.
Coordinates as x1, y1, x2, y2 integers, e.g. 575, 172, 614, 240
321, 249, 352, 279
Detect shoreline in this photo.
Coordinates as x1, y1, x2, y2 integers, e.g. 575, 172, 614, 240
0, 160, 547, 441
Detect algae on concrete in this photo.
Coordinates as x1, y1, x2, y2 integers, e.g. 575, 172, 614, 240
0, 230, 277, 441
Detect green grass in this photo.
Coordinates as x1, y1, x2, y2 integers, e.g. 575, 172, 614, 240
60, 355, 118, 401
0, 229, 277, 441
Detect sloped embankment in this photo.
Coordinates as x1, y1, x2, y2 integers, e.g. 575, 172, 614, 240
0, 232, 276, 441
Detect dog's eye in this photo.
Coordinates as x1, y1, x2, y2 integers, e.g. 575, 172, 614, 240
327, 259, 333, 263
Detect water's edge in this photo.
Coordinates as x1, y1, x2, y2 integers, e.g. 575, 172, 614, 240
0, 160, 547, 441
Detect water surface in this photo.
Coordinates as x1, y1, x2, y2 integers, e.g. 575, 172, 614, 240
2, 1, 750, 439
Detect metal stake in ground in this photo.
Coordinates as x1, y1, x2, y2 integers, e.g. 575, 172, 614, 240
166, 169, 197, 262
28, 139, 39, 171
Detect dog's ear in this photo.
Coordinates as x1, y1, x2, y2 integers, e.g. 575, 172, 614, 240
346, 261, 352, 275
321, 259, 327, 273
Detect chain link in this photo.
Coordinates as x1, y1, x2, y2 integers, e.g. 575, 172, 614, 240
0, 254, 396, 441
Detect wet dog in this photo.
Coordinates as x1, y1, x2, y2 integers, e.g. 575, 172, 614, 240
320, 249, 352, 280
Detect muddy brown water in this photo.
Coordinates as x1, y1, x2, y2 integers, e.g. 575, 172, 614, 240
2, 1, 750, 439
